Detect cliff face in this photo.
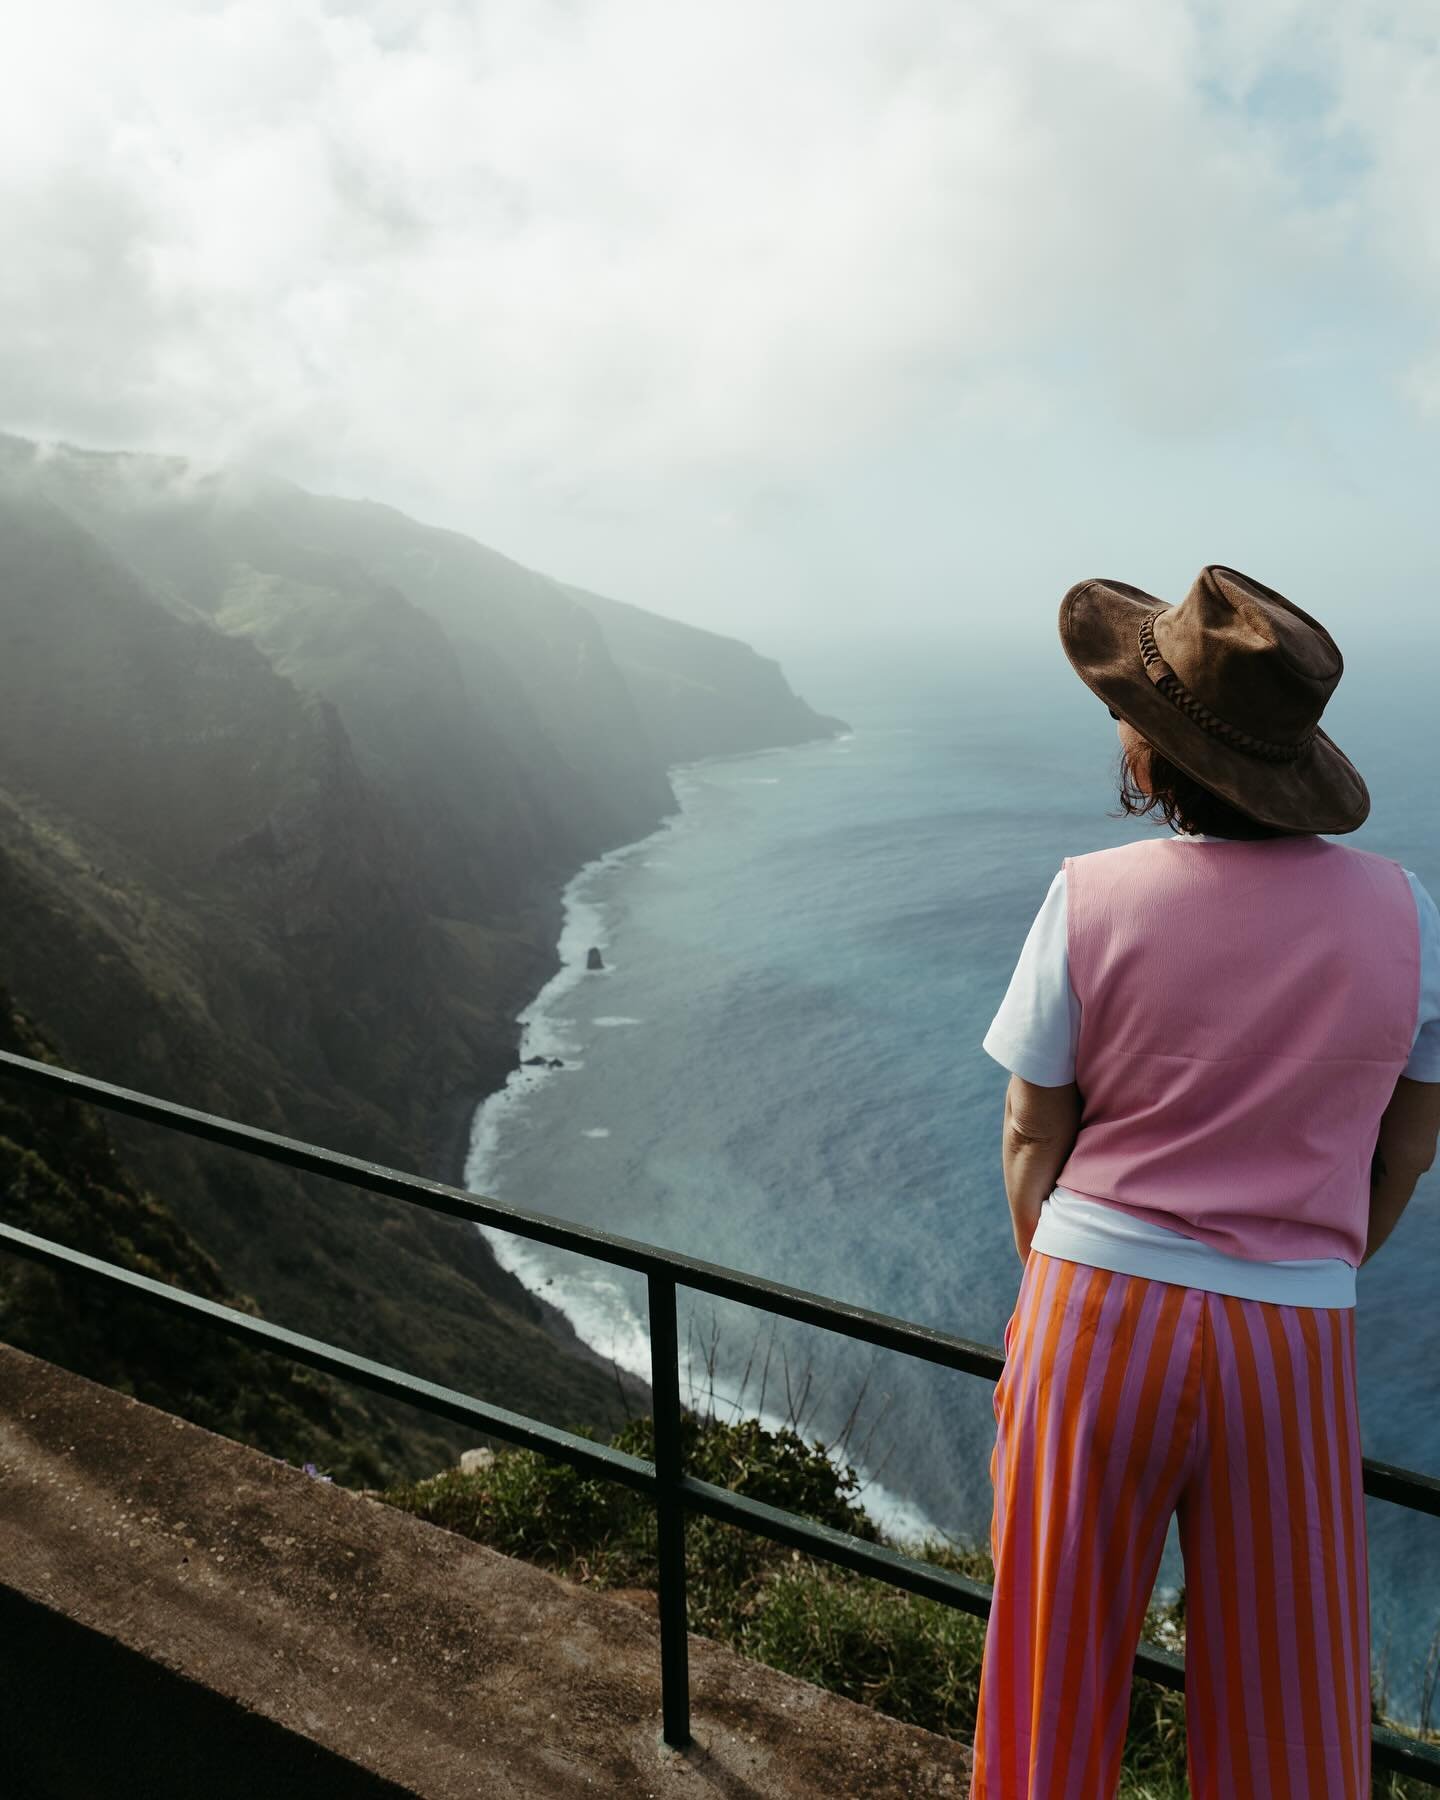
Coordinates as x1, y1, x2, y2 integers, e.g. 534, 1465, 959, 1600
244, 485, 680, 861
0, 486, 448, 1149
561, 581, 849, 765
6, 449, 674, 883
0, 431, 844, 1479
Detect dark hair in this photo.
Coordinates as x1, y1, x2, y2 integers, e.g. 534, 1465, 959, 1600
1114, 740, 1293, 840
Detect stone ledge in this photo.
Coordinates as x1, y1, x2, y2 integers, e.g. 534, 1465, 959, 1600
0, 1344, 974, 1797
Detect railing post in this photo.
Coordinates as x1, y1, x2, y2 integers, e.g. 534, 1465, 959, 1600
647, 1272, 691, 1749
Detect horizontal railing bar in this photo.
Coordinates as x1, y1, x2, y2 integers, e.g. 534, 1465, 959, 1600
1365, 1456, 1440, 1518
5, 1048, 1437, 1518
681, 1476, 998, 1613
4, 1217, 1439, 1779
0, 1222, 655, 1497
1373, 1723, 1440, 1783
0, 1049, 1000, 1376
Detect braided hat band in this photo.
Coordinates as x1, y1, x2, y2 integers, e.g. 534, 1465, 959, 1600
1058, 566, 1368, 832
1138, 611, 1316, 766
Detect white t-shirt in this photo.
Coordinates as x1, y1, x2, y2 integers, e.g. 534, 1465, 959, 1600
982, 835, 1440, 1308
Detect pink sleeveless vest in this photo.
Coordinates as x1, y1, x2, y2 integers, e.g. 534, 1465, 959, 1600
1056, 835, 1419, 1266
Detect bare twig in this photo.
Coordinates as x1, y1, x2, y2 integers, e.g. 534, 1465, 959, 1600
832, 1359, 876, 1462
611, 1354, 633, 1422
756, 1316, 778, 1422
1420, 1616, 1440, 1735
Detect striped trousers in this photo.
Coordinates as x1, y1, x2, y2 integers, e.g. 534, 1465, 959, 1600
968, 1249, 1371, 1798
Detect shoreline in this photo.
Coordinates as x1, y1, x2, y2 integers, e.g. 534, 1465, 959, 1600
433, 1049, 654, 1403
446, 730, 949, 1549
426, 881, 656, 1411
431, 742, 839, 1442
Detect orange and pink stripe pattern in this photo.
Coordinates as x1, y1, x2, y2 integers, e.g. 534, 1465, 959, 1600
968, 1250, 1371, 1798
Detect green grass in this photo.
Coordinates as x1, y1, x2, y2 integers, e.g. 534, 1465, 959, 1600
371, 1404, 1440, 1794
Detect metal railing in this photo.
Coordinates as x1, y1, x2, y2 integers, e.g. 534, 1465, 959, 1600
1, 1045, 1437, 1784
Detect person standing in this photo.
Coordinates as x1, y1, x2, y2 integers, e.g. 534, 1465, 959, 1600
969, 566, 1440, 1797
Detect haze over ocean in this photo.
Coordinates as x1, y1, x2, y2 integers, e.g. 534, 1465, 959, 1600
466, 634, 1440, 1726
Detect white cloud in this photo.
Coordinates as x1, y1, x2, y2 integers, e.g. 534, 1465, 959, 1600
1, 0, 1437, 633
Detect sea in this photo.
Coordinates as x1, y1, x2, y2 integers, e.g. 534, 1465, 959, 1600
464, 634, 1440, 1728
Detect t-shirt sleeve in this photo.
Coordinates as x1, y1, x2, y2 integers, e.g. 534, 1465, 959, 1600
1403, 871, 1440, 1081
981, 867, 1081, 1086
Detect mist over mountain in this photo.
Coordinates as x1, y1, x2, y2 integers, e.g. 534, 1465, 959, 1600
0, 431, 845, 1476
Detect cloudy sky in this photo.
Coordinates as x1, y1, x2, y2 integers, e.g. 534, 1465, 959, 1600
3, 0, 1438, 647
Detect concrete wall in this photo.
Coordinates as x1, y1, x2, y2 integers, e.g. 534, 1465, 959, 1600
1, 1587, 415, 1798
0, 1343, 973, 1797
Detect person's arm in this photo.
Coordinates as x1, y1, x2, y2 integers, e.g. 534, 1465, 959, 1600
1363, 1075, 1440, 1265
1002, 1074, 1083, 1265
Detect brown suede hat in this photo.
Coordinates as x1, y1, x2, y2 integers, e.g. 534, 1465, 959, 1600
1058, 564, 1369, 835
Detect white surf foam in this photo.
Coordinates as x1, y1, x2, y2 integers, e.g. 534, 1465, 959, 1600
461, 733, 945, 1549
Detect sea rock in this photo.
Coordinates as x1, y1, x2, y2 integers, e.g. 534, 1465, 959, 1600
548, 1058, 564, 1069
586, 947, 605, 971
523, 1056, 546, 1066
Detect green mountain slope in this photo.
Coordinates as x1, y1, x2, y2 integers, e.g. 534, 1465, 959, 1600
0, 430, 842, 1480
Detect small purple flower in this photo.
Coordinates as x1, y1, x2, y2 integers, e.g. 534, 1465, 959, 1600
301, 1461, 333, 1483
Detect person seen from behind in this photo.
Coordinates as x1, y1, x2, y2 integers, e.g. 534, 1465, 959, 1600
971, 565, 1440, 1798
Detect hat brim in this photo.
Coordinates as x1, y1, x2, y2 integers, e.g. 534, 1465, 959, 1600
1059, 578, 1370, 835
